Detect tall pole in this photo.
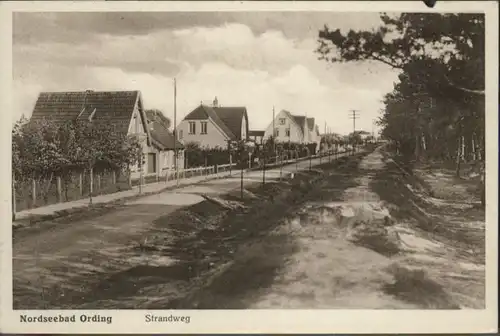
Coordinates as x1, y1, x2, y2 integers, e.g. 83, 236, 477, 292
240, 143, 244, 199
324, 121, 327, 155
272, 106, 276, 154
349, 109, 360, 153
174, 78, 179, 186
262, 150, 266, 186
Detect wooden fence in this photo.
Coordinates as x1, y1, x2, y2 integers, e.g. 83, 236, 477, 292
13, 144, 359, 213
13, 170, 131, 212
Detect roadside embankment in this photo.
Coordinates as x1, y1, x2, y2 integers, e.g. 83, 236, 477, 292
56, 153, 368, 309
177, 147, 485, 310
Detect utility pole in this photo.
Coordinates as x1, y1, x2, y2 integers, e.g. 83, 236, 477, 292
349, 109, 360, 153
324, 121, 327, 157
272, 106, 276, 154
239, 142, 244, 200
173, 78, 179, 186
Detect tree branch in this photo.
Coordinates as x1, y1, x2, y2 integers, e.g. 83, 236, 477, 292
444, 74, 485, 96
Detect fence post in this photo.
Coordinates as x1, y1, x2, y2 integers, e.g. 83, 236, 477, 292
97, 174, 101, 192
32, 178, 36, 207
112, 170, 116, 185
262, 153, 266, 186
79, 173, 83, 196
57, 176, 62, 203
89, 168, 94, 205
279, 153, 283, 181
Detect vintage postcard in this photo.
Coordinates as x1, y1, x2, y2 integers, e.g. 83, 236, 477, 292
0, 0, 498, 334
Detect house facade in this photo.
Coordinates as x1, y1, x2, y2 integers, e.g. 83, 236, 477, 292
177, 97, 250, 149
30, 90, 184, 181
263, 110, 313, 144
145, 109, 185, 178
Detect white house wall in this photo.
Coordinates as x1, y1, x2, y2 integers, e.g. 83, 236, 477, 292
178, 118, 229, 149
263, 110, 304, 143
241, 117, 247, 140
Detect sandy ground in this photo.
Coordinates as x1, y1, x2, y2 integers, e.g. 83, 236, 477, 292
233, 148, 485, 309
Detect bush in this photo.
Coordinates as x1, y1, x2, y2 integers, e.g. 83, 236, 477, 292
12, 117, 142, 210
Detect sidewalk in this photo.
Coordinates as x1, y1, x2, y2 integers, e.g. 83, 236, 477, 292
13, 149, 357, 222
13, 168, 243, 222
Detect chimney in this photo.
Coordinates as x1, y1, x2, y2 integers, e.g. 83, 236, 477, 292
213, 96, 218, 107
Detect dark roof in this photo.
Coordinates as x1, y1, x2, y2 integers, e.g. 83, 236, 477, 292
249, 130, 265, 136
149, 122, 184, 150
146, 109, 171, 128
291, 115, 306, 135
213, 107, 249, 141
184, 104, 249, 141
145, 110, 183, 150
30, 90, 150, 141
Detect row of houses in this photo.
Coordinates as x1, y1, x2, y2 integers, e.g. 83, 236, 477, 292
28, 90, 322, 180
177, 97, 322, 148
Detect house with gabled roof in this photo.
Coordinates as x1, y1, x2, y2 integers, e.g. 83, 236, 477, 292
263, 110, 322, 152
177, 97, 249, 149
262, 110, 312, 144
30, 89, 184, 180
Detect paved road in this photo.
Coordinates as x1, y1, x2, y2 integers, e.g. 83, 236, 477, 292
12, 150, 353, 308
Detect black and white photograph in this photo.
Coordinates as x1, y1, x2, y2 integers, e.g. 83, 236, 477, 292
1, 1, 498, 334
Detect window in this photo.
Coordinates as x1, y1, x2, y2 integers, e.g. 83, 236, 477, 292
201, 121, 208, 134
279, 118, 286, 125
189, 122, 196, 134
285, 128, 290, 137
274, 128, 279, 137
178, 130, 183, 139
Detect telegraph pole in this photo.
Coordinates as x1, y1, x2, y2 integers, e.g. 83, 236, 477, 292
272, 106, 276, 154
174, 78, 179, 186
349, 109, 360, 153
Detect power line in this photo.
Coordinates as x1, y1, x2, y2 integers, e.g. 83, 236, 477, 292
348, 109, 360, 134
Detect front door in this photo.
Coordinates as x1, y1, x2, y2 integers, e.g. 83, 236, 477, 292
147, 153, 157, 174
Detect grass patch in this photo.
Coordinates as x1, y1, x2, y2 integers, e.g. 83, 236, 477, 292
383, 264, 460, 309
348, 220, 401, 257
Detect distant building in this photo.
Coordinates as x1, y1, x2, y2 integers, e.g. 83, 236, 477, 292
177, 97, 249, 148
263, 109, 320, 147
248, 130, 265, 144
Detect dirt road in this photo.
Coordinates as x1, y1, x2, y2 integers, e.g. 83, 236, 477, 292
12, 152, 350, 309
14, 147, 483, 309
182, 147, 485, 309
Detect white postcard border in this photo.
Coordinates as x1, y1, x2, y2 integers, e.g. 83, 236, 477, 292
0, 1, 498, 334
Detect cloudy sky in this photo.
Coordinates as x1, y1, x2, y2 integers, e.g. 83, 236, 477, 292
13, 11, 401, 135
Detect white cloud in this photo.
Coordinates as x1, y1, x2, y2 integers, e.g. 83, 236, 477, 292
13, 20, 399, 135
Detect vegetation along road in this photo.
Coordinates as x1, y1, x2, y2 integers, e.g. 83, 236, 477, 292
12, 145, 484, 310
